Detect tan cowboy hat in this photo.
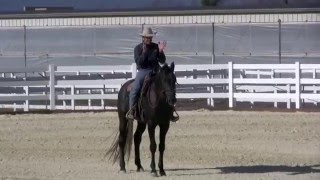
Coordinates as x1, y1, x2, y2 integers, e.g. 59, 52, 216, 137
139, 27, 157, 37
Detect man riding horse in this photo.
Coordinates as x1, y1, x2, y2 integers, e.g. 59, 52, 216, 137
126, 26, 179, 122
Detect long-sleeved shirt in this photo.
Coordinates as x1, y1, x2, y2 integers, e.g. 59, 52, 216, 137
134, 42, 166, 70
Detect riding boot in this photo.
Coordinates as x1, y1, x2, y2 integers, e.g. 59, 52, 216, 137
126, 105, 136, 120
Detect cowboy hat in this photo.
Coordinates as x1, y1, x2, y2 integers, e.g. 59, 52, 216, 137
139, 27, 157, 37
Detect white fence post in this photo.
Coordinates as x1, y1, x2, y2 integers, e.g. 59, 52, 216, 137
206, 70, 214, 106
24, 86, 29, 111
88, 89, 92, 109
312, 68, 317, 106
228, 62, 234, 108
63, 89, 66, 110
131, 63, 137, 79
49, 64, 56, 110
271, 69, 278, 108
44, 86, 48, 110
210, 86, 214, 107
101, 85, 105, 110
295, 62, 301, 109
273, 89, 278, 108
71, 86, 75, 110
287, 84, 291, 109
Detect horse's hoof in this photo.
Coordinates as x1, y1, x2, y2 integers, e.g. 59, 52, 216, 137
151, 171, 158, 177
137, 166, 144, 172
159, 171, 166, 176
119, 169, 126, 174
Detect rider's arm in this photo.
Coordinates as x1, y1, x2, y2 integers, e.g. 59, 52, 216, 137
158, 48, 166, 64
134, 44, 148, 68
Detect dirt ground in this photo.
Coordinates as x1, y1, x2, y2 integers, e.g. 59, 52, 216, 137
0, 110, 319, 180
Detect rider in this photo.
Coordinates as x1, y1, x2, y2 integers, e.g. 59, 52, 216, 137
126, 26, 179, 122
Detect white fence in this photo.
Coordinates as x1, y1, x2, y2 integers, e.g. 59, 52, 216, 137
0, 62, 319, 111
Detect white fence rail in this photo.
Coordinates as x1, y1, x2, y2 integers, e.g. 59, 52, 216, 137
0, 62, 319, 111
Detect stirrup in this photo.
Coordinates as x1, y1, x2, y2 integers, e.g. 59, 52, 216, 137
171, 116, 179, 122
171, 109, 179, 122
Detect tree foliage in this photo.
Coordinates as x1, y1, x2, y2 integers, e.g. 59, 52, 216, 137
201, 0, 219, 6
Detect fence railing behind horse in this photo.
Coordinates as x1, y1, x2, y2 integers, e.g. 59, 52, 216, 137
0, 62, 319, 112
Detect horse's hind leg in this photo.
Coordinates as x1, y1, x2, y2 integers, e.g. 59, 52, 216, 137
118, 113, 127, 172
158, 123, 169, 176
134, 122, 146, 172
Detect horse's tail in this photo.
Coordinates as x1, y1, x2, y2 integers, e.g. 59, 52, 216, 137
106, 79, 134, 164
105, 119, 134, 164
124, 119, 134, 162
105, 129, 119, 163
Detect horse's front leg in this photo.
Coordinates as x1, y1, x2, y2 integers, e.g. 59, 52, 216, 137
158, 123, 169, 176
148, 123, 157, 176
134, 122, 146, 172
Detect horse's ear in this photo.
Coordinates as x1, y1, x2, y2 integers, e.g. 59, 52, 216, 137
170, 62, 175, 72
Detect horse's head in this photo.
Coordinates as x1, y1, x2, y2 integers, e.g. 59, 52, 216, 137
158, 62, 177, 107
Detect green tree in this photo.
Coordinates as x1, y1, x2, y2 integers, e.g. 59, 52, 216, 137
201, 0, 219, 6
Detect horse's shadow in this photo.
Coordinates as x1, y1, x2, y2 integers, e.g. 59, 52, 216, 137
166, 164, 320, 176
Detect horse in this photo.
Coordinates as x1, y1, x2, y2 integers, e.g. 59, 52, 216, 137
107, 62, 177, 176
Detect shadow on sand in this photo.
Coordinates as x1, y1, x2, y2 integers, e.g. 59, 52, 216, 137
214, 165, 320, 175
165, 164, 320, 176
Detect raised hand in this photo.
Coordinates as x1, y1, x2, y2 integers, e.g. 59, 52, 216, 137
158, 40, 167, 52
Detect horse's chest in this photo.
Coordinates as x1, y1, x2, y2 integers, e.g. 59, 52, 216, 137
143, 102, 171, 120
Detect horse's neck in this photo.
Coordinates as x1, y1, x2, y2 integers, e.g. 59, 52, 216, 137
152, 74, 164, 93
147, 74, 165, 102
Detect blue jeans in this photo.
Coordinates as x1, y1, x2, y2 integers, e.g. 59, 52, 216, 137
129, 69, 152, 108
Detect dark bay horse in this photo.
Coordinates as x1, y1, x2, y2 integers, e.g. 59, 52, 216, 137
107, 62, 177, 176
